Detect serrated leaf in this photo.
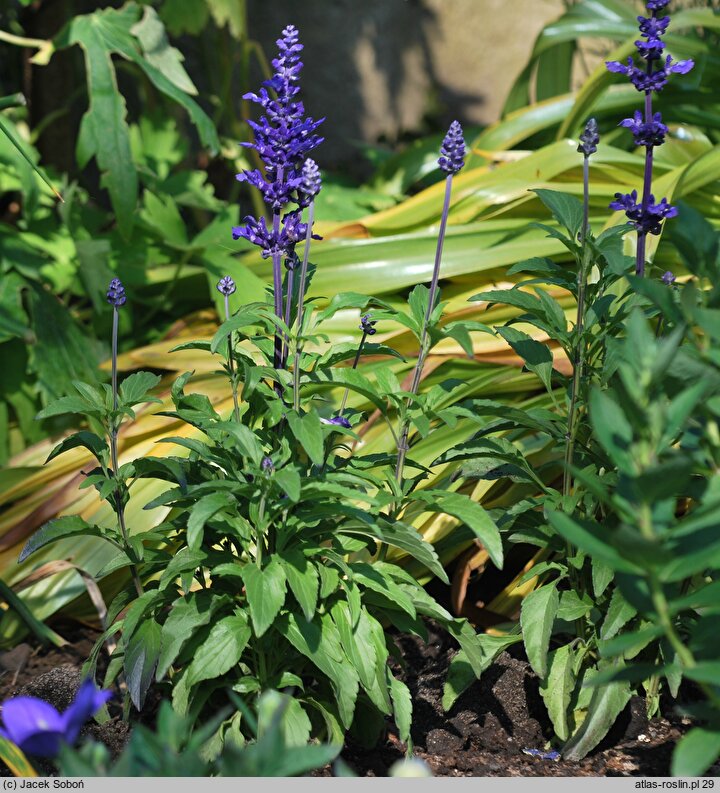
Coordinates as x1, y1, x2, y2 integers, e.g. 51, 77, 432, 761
46, 431, 108, 465
243, 558, 287, 637
389, 675, 413, 747
281, 551, 318, 622
562, 674, 631, 761
520, 584, 558, 679
172, 614, 251, 714
540, 644, 575, 742
286, 411, 324, 466
19, 516, 108, 563
532, 189, 583, 239
187, 491, 234, 549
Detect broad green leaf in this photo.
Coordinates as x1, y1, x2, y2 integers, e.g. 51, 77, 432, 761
46, 431, 108, 465
286, 411, 324, 466
124, 618, 161, 710
187, 491, 234, 549
495, 326, 555, 394
156, 591, 229, 681
562, 675, 631, 761
520, 584, 558, 679
411, 490, 503, 569
330, 601, 376, 694
172, 614, 251, 714
243, 558, 287, 638
130, 6, 197, 94
389, 676, 413, 748
532, 189, 583, 240
19, 516, 109, 563
600, 588, 636, 641
540, 644, 575, 742
672, 728, 720, 777
281, 551, 318, 622
119, 371, 161, 406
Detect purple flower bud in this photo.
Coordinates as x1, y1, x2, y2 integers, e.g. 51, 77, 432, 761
360, 313, 377, 335
577, 118, 600, 157
321, 416, 352, 429
661, 270, 676, 285
216, 276, 236, 296
301, 158, 322, 200
106, 277, 126, 308
261, 456, 274, 472
646, 0, 671, 10
438, 120, 466, 175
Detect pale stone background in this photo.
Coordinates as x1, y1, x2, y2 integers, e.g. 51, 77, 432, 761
247, 0, 566, 166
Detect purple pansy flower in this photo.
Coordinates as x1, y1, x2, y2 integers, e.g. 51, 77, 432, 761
0, 679, 111, 758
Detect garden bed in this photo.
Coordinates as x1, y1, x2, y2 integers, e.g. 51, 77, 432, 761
2, 621, 713, 778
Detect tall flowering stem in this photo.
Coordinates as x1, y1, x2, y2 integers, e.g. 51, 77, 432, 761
563, 120, 599, 499
106, 279, 143, 597
395, 121, 466, 487
288, 157, 322, 383
217, 276, 241, 423
606, 0, 693, 277
232, 25, 323, 392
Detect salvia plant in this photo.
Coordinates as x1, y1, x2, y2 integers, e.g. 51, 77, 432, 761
11, 3, 720, 776
450, 0, 720, 774
18, 25, 503, 753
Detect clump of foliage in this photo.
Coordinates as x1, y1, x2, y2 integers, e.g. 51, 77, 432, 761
17, 25, 502, 754
442, 0, 720, 774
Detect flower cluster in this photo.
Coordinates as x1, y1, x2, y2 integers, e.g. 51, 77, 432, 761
577, 118, 600, 157
232, 25, 324, 261
609, 190, 678, 236
0, 679, 111, 758
106, 278, 126, 308
438, 120, 466, 175
606, 1, 693, 273
359, 313, 377, 335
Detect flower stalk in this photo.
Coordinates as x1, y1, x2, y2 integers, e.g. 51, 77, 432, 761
395, 121, 466, 488
106, 279, 143, 598
217, 276, 241, 422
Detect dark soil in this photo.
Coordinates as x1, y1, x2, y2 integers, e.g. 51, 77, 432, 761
1, 620, 716, 777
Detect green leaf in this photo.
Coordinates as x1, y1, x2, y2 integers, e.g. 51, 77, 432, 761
532, 189, 583, 239
130, 6, 197, 95
671, 728, 720, 777
0, 579, 68, 649
330, 601, 377, 695
187, 491, 234, 549
286, 411, 324, 466
281, 551, 318, 622
19, 516, 109, 563
124, 618, 161, 710
172, 614, 251, 714
389, 676, 413, 748
46, 431, 108, 466
600, 588, 637, 641
410, 490, 503, 569
156, 591, 229, 681
276, 613, 359, 729
520, 584, 558, 679
589, 388, 634, 473
562, 674, 631, 761
257, 690, 311, 748
118, 371, 161, 406
495, 326, 555, 393
243, 558, 287, 638
65, 9, 138, 235
274, 468, 301, 503
540, 644, 575, 742
547, 510, 642, 574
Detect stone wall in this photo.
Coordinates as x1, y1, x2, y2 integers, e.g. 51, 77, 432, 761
247, 0, 565, 165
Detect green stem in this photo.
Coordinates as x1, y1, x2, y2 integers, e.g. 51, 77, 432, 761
293, 201, 315, 411
395, 174, 453, 490
225, 294, 241, 423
